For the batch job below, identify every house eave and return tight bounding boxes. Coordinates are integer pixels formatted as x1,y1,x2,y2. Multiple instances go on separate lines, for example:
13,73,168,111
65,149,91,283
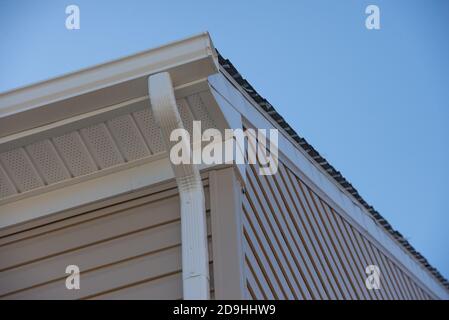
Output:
0,32,218,138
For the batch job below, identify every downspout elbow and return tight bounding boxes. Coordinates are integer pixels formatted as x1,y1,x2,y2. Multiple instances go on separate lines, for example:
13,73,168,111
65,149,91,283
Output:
148,72,210,300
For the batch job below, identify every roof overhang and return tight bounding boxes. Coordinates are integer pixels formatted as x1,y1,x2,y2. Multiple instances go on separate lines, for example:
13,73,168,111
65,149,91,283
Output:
0,33,235,226
0,32,218,138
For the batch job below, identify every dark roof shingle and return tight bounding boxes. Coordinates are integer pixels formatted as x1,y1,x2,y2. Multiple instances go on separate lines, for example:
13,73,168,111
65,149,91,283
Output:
217,52,449,291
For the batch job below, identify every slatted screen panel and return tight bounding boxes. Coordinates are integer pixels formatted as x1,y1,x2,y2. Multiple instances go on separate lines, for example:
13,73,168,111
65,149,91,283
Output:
243,161,433,300
0,181,214,300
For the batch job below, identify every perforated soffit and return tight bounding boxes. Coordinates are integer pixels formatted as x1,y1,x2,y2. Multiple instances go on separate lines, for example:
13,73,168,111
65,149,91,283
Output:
0,93,215,201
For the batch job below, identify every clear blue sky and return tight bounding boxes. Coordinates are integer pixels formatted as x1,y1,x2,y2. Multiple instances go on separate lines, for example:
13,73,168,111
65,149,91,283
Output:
1,0,448,279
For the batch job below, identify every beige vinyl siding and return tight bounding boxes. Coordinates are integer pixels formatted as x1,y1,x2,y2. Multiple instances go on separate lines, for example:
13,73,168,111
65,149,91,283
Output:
0,180,213,300
243,161,433,300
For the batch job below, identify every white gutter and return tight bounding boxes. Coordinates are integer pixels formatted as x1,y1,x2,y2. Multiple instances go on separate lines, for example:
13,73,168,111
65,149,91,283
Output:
148,72,210,300
0,32,218,138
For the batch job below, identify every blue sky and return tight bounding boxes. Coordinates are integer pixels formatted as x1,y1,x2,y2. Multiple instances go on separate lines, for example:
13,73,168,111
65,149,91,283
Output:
1,0,448,280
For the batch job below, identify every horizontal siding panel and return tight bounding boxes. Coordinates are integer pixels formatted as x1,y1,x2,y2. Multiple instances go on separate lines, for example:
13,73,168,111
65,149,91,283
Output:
0,195,182,271
0,182,213,300
0,219,183,296
93,261,215,301
4,244,183,299
94,271,183,300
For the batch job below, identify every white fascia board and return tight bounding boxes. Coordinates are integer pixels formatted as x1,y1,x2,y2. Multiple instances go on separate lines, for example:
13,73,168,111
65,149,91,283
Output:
0,32,218,137
208,72,449,299
0,156,173,229
207,85,246,184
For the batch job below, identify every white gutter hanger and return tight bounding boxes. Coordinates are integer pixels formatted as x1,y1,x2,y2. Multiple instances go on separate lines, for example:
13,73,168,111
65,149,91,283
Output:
148,72,210,300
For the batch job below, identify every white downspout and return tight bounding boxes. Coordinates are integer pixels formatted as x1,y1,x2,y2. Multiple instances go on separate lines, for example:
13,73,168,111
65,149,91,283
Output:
148,72,210,300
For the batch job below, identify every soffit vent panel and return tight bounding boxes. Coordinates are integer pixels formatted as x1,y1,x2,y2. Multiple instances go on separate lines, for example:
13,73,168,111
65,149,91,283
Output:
177,98,195,136
0,163,17,198
52,131,98,177
132,108,165,154
25,139,71,185
186,94,216,130
0,149,44,192
106,114,150,162
80,123,124,169
0,93,211,202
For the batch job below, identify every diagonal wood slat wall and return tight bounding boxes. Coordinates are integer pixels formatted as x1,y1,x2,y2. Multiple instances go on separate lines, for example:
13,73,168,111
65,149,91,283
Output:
243,161,433,300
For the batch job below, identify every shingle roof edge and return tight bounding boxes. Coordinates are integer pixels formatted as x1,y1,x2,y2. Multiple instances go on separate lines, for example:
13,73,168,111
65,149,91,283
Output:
217,52,449,291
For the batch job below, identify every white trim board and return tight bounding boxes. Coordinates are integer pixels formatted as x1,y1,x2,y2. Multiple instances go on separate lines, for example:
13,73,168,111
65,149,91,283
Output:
0,152,228,231
0,156,174,229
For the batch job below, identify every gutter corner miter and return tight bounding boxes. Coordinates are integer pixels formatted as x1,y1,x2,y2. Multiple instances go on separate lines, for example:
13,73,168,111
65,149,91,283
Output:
148,72,210,300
